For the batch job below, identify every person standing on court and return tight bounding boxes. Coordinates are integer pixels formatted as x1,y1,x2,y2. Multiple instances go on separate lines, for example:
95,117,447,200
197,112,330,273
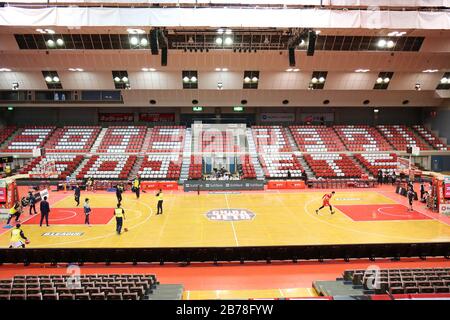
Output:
9,224,29,248
114,203,125,234
407,185,415,212
28,191,37,215
133,176,141,199
156,189,164,215
6,201,22,226
74,184,81,206
116,183,124,206
83,198,91,226
39,196,50,227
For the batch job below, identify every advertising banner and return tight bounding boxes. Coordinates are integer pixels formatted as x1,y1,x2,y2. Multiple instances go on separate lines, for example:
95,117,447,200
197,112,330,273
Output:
98,113,134,122
184,180,265,191
0,180,6,203
139,113,175,123
260,113,295,123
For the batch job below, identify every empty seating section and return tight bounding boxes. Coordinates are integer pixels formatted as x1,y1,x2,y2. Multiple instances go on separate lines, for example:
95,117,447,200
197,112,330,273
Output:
344,268,450,295
147,126,185,153
240,155,256,179
138,154,182,180
45,126,101,153
334,125,391,151
2,126,55,153
21,155,84,179
412,125,448,151
289,126,345,152
0,274,157,300
354,153,399,176
259,154,303,178
189,155,202,180
0,126,16,145
97,126,147,153
376,125,430,151
200,130,239,153
252,126,291,153
304,154,363,178
76,155,137,180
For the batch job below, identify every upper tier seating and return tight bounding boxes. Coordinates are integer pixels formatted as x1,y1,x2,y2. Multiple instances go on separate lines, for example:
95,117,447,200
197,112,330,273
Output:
21,155,84,180
412,125,448,151
376,125,431,151
303,153,363,178
334,125,392,151
354,153,399,176
289,126,345,152
147,126,185,153
188,155,202,180
251,126,292,153
0,274,156,300
1,126,55,153
97,126,147,153
239,155,256,179
200,129,239,153
45,126,101,153
344,268,450,295
138,154,182,180
259,153,304,178
0,126,17,145
76,155,137,180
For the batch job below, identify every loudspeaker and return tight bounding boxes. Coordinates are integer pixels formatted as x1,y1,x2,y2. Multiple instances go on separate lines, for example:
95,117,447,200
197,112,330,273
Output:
307,30,316,56
150,29,159,55
161,47,167,66
288,47,295,66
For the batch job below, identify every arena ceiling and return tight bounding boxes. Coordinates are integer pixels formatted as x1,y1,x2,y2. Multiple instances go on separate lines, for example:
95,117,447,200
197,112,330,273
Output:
0,1,449,107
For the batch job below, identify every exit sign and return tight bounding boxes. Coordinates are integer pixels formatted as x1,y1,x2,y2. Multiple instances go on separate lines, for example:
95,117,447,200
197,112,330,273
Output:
233,106,244,112
192,107,203,112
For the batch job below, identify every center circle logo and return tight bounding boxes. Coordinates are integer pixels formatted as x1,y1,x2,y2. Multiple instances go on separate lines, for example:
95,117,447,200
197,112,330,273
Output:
206,209,255,221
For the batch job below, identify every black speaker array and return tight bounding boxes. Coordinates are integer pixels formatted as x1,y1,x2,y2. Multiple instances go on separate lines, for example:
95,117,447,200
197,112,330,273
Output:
288,47,296,66
307,30,316,56
150,29,159,55
161,47,167,66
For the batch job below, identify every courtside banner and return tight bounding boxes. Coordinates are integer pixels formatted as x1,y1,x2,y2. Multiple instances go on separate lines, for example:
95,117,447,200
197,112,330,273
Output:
98,113,134,122
184,180,265,191
139,113,175,122
0,180,6,203
260,113,295,123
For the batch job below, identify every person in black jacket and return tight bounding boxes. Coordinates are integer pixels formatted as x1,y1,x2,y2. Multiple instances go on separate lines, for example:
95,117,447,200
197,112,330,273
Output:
28,191,37,215
39,196,50,227
116,183,124,206
74,184,81,206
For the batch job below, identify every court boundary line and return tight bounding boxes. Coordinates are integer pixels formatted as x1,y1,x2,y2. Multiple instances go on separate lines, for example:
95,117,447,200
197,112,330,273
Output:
225,193,239,247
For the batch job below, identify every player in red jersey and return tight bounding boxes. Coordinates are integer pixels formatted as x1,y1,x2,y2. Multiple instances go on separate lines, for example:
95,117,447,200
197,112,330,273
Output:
316,191,335,215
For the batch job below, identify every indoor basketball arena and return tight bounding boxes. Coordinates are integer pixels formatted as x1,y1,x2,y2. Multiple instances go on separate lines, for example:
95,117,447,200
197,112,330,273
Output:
0,0,449,306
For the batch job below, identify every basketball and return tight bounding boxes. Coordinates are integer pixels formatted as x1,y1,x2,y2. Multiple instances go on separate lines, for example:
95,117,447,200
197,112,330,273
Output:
25,240,30,245
124,228,128,232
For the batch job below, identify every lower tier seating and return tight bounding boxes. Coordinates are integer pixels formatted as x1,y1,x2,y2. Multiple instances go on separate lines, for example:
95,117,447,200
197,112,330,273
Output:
21,155,84,180
354,153,399,176
138,154,182,180
239,155,256,179
188,155,202,180
304,153,363,178
0,274,157,300
258,153,304,178
76,155,137,180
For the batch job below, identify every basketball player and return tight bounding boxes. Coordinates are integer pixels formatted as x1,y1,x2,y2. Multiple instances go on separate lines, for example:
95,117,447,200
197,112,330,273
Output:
316,191,335,215
74,184,81,206
156,189,164,215
114,203,126,235
6,201,22,225
9,224,29,248
407,185,415,212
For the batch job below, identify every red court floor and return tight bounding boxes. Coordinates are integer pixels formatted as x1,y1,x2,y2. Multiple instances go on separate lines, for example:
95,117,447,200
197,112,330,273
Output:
335,204,432,221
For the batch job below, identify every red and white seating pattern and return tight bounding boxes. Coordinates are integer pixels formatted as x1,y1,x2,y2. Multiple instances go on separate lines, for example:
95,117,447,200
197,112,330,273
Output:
259,154,303,178
0,126,16,145
412,125,448,151
45,126,101,153
240,155,256,179
2,126,55,153
97,126,147,153
334,125,391,152
304,153,363,178
289,126,345,152
354,153,399,176
252,126,292,153
138,154,182,180
76,155,137,180
21,155,84,180
147,126,185,153
376,125,430,151
189,155,202,179
200,130,239,153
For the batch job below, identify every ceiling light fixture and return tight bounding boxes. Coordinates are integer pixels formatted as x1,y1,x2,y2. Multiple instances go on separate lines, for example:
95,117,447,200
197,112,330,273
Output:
127,28,145,34
224,37,233,45
422,69,439,73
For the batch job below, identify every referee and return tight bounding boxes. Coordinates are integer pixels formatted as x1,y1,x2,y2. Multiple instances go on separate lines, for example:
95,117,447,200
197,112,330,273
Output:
156,189,164,215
